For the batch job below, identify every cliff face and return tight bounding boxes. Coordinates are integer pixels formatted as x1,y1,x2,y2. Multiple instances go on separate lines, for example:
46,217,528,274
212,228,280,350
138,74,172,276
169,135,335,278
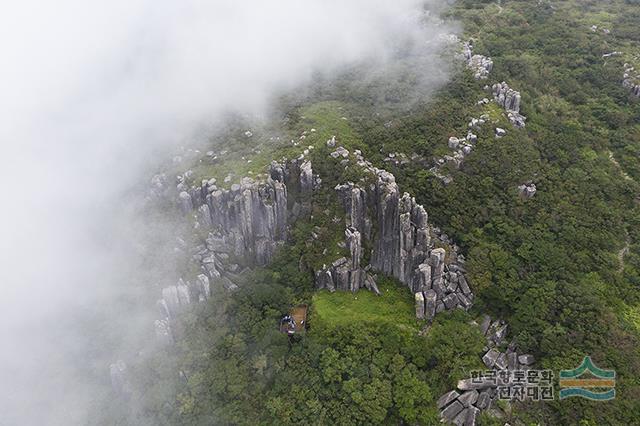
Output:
178,172,288,265
150,140,475,343
492,81,526,128
151,157,316,344
316,147,474,320
369,170,431,287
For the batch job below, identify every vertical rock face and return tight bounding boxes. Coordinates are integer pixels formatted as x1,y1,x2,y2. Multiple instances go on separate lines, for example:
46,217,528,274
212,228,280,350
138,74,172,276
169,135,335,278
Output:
416,263,432,292
161,286,180,316
315,255,373,294
178,191,193,214
424,289,437,321
492,82,521,113
315,268,335,292
370,170,431,288
195,274,210,301
345,227,362,292
177,279,191,305
430,248,446,291
319,147,474,320
492,81,527,128
155,158,315,346
207,177,286,265
350,187,368,238
299,160,314,194
415,292,425,319
176,159,314,270
335,183,371,243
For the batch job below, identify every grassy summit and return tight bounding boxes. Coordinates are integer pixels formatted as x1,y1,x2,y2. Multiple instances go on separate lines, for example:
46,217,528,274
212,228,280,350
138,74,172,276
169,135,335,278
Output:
310,277,420,332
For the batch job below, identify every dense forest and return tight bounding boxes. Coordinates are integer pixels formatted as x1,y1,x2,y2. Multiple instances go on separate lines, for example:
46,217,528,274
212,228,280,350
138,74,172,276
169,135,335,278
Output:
103,1,640,424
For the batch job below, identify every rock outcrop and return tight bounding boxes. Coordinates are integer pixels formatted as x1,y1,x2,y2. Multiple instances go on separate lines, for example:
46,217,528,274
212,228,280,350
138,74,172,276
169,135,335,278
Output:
518,183,537,199
429,123,483,185
173,157,318,268
463,41,493,80
317,147,473,319
438,314,537,423
151,158,318,345
623,63,640,97
492,82,527,128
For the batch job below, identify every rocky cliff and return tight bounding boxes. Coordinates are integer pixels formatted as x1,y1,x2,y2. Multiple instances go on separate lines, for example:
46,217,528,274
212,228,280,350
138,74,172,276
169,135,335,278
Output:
151,157,317,344
315,146,473,320
492,82,526,128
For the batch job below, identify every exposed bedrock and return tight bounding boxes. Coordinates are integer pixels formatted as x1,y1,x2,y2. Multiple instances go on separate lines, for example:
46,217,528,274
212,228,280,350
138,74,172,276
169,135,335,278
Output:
438,314,537,423
315,226,380,295
317,147,473,319
463,41,493,80
151,158,317,346
518,183,537,199
622,63,640,97
171,157,316,270
492,81,526,128
492,81,521,113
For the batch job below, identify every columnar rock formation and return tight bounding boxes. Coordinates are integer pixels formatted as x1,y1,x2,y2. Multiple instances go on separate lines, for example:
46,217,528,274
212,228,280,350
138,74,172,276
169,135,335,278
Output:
463,42,493,80
492,82,521,112
316,146,473,320
623,63,640,97
492,82,527,128
153,158,317,344
438,315,536,424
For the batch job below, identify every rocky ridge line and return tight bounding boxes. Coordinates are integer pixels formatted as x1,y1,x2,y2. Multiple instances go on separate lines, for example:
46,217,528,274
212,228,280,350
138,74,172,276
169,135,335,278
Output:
463,41,493,80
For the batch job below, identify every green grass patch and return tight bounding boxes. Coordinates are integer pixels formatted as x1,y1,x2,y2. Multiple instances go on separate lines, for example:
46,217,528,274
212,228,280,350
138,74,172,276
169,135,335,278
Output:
296,101,364,152
310,277,419,332
621,304,640,335
188,141,307,188
482,101,505,124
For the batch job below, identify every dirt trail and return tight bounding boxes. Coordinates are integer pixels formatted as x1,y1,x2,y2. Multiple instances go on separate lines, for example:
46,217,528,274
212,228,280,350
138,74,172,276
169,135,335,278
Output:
608,150,633,182
618,237,630,274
